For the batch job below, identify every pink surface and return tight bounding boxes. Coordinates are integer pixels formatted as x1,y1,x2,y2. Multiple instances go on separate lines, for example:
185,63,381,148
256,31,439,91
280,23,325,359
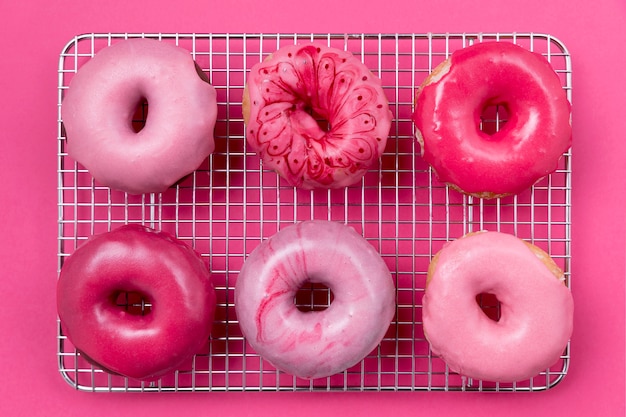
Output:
0,0,624,416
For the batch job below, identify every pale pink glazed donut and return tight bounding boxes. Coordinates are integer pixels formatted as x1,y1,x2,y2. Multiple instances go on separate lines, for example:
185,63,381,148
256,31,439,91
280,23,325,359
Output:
412,42,572,198
242,43,393,189
57,224,217,381
422,231,574,382
234,220,395,379
62,38,218,194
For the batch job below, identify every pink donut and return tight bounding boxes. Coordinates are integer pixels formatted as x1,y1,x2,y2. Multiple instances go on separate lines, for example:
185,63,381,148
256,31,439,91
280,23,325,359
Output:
422,231,574,382
57,224,217,381
412,42,572,198
242,43,393,189
234,220,395,379
62,38,218,194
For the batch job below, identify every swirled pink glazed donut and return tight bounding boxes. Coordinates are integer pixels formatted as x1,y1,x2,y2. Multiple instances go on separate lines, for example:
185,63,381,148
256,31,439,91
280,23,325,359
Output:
412,42,572,198
62,38,218,194
422,231,574,382
242,43,393,189
234,220,395,379
57,224,217,381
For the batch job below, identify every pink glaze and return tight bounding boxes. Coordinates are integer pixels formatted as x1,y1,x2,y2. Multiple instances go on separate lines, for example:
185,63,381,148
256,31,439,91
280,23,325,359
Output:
56,224,216,381
62,38,218,194
234,220,395,379
244,44,393,189
422,231,574,382
412,42,572,198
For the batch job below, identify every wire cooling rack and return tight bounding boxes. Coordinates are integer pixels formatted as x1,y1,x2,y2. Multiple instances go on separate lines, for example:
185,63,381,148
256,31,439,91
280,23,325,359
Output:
57,33,572,392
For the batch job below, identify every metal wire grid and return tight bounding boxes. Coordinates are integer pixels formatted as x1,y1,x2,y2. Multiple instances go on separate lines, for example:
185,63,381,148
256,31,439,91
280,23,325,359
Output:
57,33,572,392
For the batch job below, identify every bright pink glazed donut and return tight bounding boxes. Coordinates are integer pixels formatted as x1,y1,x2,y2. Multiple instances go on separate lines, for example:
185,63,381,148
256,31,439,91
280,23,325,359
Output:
422,231,574,382
234,220,395,379
57,224,217,381
62,38,218,195
242,43,393,189
412,41,572,198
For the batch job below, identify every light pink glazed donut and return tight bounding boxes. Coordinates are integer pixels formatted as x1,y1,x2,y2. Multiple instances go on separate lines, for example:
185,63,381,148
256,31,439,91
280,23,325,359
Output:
62,38,218,194
57,224,217,381
412,42,572,198
234,220,395,379
422,231,574,382
242,43,393,189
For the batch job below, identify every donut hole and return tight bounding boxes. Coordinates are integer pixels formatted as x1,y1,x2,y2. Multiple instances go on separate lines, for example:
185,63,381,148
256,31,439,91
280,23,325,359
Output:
315,116,331,132
479,103,509,135
113,290,152,316
475,292,501,322
131,97,149,133
303,105,332,132
294,281,334,312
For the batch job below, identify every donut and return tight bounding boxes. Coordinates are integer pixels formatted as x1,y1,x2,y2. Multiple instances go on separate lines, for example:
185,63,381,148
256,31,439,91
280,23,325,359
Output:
234,220,395,379
62,38,218,195
422,231,574,382
242,43,393,189
56,224,217,381
412,41,572,198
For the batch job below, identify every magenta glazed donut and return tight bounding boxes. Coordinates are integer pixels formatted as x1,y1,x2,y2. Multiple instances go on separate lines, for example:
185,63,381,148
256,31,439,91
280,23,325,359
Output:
57,225,217,381
243,43,393,189
62,38,218,195
412,42,572,198
234,220,395,379
422,231,574,382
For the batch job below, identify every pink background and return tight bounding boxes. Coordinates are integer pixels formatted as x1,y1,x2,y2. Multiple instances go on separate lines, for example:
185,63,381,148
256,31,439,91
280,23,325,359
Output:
1,0,624,416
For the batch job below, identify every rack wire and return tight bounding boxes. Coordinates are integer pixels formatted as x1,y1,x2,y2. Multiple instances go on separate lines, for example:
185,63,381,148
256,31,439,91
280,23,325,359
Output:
57,33,572,392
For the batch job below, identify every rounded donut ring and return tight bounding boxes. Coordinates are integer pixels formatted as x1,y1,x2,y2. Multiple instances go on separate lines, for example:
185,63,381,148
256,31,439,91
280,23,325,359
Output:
422,231,574,382
234,220,395,379
242,43,393,189
57,224,217,381
412,41,572,198
62,38,218,195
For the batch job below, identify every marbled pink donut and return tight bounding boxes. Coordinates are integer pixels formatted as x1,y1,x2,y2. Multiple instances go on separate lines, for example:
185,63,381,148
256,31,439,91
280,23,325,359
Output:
412,42,572,198
243,43,393,189
422,231,574,382
57,224,216,381
234,220,395,379
62,38,218,194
